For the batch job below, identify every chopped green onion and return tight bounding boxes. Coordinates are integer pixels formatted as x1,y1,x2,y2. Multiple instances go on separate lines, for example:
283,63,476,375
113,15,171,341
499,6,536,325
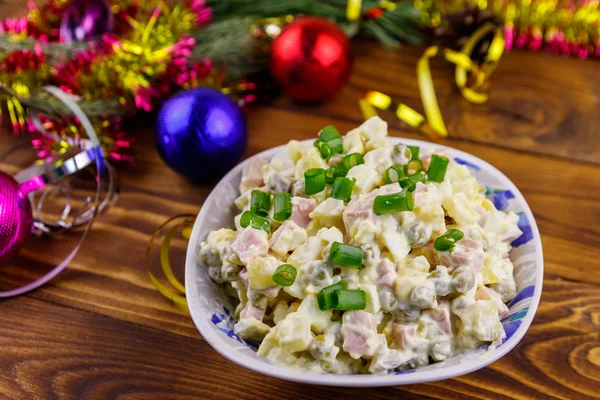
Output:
384,166,405,184
304,168,326,195
408,145,420,160
404,159,423,176
373,189,414,215
331,177,355,202
314,138,323,148
273,193,292,221
428,154,450,183
318,282,344,311
325,166,347,184
240,211,253,228
330,242,363,268
399,172,426,192
250,190,271,217
272,264,297,286
319,125,341,142
317,141,332,159
342,153,365,170
326,137,344,155
250,214,270,234
240,211,271,233
332,289,367,311
434,236,454,252
444,228,464,241
434,228,464,252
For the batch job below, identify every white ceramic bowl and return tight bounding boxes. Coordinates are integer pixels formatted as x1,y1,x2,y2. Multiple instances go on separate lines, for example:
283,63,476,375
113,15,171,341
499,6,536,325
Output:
185,138,543,387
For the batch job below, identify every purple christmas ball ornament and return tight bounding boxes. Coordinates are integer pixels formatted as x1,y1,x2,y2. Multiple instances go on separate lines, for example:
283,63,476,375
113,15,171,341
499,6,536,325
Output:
155,88,248,183
60,0,114,44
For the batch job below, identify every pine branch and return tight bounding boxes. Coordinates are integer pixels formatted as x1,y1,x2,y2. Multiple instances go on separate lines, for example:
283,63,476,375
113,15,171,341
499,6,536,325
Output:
205,0,424,48
0,35,89,61
190,17,269,80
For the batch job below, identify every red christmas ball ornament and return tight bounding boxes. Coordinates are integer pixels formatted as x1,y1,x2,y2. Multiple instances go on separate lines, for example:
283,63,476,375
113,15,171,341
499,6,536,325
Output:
270,17,352,102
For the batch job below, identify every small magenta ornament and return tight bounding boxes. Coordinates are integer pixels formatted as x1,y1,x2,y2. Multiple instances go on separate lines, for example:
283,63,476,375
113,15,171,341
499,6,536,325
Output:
0,172,35,266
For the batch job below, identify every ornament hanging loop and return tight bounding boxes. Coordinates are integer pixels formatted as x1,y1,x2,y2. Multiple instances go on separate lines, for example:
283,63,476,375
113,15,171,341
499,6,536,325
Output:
250,15,294,40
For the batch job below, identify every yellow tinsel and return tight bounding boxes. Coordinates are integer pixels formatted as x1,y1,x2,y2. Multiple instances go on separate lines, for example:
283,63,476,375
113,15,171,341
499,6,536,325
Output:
69,2,199,107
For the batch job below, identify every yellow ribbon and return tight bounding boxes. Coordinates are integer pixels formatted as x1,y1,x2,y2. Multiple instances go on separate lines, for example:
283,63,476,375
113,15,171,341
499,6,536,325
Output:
347,0,402,20
360,23,504,137
347,0,362,21
146,214,196,313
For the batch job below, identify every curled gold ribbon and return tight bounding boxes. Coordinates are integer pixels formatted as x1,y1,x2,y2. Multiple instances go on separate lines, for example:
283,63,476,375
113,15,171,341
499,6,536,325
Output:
146,214,196,313
360,23,504,137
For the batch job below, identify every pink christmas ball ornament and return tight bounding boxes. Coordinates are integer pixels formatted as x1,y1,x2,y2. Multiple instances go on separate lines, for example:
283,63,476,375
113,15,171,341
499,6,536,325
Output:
0,172,34,265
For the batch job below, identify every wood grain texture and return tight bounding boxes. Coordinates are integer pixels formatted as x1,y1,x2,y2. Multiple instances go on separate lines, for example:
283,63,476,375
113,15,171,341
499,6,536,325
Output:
1,0,599,398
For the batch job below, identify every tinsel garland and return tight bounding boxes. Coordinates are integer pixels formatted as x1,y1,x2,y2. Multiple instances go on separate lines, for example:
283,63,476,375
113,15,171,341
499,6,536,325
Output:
0,1,229,161
0,0,424,161
1,0,596,162
419,0,600,59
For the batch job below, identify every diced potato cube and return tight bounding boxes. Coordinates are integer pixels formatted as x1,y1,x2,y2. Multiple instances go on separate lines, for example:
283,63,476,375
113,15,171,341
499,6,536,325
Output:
298,295,333,333
277,313,313,353
295,147,327,179
269,221,307,257
364,146,393,175
459,300,505,342
233,317,271,341
257,327,280,356
310,198,345,230
481,254,501,284
247,256,278,290
394,271,429,303
347,164,379,194
358,284,381,313
343,128,365,155
443,193,479,225
316,226,344,244
380,229,410,262
206,228,236,245
287,236,326,267
353,220,377,244
360,116,387,139
273,301,289,325
404,255,430,273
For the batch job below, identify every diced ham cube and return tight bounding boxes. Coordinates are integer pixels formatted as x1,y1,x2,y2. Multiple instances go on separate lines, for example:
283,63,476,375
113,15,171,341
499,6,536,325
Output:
341,311,379,358
343,184,400,234
414,182,428,194
269,220,307,256
423,302,452,335
240,157,266,192
438,237,485,273
476,286,510,318
393,323,418,350
230,228,269,265
240,301,266,321
376,258,397,288
291,197,316,228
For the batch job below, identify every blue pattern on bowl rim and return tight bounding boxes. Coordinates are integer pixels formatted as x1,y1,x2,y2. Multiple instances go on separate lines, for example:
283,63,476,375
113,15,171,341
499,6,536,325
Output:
185,138,544,387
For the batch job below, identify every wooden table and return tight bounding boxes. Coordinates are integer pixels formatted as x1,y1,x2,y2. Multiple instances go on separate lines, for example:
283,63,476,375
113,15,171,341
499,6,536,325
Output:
1,2,599,399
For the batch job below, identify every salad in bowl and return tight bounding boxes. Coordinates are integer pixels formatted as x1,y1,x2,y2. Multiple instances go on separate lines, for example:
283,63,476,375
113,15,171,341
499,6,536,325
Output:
187,117,542,385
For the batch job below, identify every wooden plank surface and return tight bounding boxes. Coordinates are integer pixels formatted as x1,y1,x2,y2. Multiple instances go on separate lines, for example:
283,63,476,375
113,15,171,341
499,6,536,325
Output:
1,1,599,399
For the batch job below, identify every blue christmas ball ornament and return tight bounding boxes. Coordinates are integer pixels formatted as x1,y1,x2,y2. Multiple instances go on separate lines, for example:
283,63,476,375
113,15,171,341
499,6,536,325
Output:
155,88,248,182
